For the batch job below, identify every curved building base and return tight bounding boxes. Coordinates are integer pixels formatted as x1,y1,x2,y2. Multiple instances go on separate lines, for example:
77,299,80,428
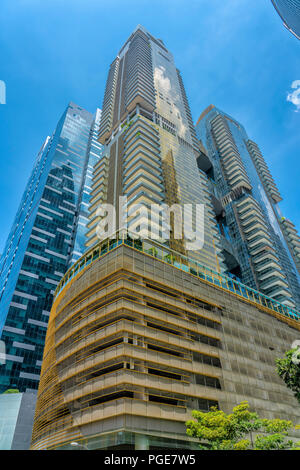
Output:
31,239,300,450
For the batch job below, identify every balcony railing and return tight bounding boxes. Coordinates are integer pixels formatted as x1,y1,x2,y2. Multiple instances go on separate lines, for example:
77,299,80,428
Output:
54,231,300,323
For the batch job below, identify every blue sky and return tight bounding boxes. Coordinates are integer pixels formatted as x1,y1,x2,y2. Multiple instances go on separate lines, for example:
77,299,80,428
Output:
0,0,299,254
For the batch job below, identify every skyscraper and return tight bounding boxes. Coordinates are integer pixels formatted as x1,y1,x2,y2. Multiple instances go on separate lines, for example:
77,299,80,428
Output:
196,105,300,310
0,102,102,393
271,0,300,40
0,390,37,450
279,216,300,275
31,27,300,451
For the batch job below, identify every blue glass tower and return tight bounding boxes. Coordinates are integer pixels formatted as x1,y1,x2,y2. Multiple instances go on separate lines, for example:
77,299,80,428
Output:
196,105,300,311
0,102,103,393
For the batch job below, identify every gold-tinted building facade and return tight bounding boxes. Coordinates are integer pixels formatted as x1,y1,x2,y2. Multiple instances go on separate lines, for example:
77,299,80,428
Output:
31,236,300,450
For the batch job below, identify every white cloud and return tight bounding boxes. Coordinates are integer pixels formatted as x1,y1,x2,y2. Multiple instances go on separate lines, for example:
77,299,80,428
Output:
154,66,171,95
287,80,300,112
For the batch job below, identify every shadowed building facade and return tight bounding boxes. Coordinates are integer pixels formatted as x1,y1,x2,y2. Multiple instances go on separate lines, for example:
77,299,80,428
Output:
0,391,37,450
86,25,225,273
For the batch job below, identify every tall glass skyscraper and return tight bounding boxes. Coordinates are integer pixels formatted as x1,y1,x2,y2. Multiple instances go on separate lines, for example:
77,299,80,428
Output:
271,0,300,40
0,390,37,449
196,105,300,310
31,27,300,451
0,102,102,393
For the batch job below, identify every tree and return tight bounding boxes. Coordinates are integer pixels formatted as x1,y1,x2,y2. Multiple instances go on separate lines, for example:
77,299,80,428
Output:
254,419,295,450
276,348,300,404
186,401,300,450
